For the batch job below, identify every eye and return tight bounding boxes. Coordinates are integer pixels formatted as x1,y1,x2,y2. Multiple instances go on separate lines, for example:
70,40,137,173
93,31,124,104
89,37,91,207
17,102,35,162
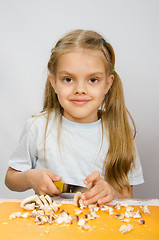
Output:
89,78,98,84
63,77,73,83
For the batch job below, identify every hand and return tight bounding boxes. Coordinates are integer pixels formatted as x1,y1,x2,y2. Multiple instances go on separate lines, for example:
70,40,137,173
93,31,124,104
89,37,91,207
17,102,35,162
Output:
25,168,62,196
81,171,115,205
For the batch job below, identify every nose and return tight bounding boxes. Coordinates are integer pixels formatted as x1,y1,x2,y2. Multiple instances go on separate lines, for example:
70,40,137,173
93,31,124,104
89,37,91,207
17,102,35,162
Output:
74,81,87,95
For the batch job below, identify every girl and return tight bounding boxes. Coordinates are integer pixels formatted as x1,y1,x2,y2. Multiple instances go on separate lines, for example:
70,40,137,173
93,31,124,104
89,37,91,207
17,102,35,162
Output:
5,30,144,205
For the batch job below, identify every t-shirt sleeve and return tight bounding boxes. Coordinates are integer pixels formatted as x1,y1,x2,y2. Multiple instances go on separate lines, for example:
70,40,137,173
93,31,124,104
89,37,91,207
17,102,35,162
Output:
128,144,144,185
8,119,37,172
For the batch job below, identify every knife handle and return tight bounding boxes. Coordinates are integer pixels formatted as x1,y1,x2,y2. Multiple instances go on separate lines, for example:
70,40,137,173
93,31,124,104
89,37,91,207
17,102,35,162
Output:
54,181,64,193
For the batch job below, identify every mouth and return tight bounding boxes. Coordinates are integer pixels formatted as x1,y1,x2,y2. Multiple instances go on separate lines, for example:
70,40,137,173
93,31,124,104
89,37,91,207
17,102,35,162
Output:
70,99,91,105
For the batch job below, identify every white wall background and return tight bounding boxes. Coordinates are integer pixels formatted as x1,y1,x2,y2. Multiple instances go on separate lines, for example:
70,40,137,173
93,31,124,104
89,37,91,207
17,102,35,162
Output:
0,0,159,199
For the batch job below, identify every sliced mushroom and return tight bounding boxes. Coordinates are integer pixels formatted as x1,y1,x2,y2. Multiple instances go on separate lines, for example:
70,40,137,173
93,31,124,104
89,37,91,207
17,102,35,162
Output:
51,201,61,212
138,219,145,225
91,211,99,218
77,218,86,226
126,206,134,212
34,215,47,225
119,224,134,234
72,215,79,221
82,224,91,230
39,195,53,214
101,205,109,211
75,209,83,215
39,195,49,207
45,195,53,205
115,213,125,220
133,210,142,219
55,211,72,224
77,218,91,230
47,215,55,224
79,199,87,209
125,211,134,218
30,209,45,217
140,205,151,215
89,204,99,213
9,212,22,219
122,218,130,223
21,195,43,210
108,207,115,215
20,212,30,218
114,203,122,210
73,192,82,207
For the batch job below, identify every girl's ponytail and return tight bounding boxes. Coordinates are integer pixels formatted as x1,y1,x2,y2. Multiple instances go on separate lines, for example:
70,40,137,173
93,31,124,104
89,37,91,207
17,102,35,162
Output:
102,71,136,192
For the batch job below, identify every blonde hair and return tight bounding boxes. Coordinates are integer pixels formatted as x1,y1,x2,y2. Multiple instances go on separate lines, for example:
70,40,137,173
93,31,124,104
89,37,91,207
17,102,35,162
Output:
42,29,136,192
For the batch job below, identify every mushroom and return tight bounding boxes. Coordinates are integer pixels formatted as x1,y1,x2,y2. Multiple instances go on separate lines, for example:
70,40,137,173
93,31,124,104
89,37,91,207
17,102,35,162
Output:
82,224,91,230
21,195,43,210
30,209,45,217
47,215,55,224
114,203,122,210
89,204,99,213
115,213,125,220
73,192,82,207
79,199,87,209
45,195,53,205
77,218,91,230
140,205,151,215
9,212,22,219
34,215,47,225
133,210,142,219
55,211,73,224
108,207,115,215
51,201,61,212
122,219,130,223
75,209,83,215
126,206,134,212
101,205,109,211
20,212,30,218
125,211,134,218
138,219,145,225
39,195,53,214
77,218,86,226
72,215,79,221
119,224,134,234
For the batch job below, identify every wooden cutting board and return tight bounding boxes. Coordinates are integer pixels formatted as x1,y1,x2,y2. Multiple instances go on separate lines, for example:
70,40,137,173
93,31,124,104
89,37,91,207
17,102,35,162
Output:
0,201,159,240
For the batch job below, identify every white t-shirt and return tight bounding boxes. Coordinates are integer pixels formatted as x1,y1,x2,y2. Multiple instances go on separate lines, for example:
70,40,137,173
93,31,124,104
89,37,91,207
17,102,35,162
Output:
9,111,144,187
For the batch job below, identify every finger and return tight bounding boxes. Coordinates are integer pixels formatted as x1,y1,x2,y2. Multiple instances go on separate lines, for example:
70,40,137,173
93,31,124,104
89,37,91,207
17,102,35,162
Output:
97,194,114,204
46,170,61,181
82,183,103,200
84,171,100,185
41,174,61,195
36,183,54,196
83,189,107,205
47,180,61,195
38,188,53,196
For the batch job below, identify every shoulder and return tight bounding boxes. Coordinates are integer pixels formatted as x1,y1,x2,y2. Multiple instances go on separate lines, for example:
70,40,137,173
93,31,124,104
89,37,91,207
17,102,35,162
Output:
24,111,57,135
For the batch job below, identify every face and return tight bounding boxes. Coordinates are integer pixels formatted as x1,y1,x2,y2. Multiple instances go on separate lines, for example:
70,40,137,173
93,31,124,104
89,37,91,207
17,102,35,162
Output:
50,49,114,123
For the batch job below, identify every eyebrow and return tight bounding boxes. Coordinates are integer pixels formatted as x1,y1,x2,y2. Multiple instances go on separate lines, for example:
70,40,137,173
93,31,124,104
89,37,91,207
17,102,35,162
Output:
58,71,104,77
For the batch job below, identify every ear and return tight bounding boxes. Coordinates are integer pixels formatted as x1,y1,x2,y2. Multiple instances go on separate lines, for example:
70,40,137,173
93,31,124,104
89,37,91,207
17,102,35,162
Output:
104,74,114,94
49,74,57,93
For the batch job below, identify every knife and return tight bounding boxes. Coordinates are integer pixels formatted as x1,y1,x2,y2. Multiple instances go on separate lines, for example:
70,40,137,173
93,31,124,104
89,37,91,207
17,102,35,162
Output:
54,181,87,193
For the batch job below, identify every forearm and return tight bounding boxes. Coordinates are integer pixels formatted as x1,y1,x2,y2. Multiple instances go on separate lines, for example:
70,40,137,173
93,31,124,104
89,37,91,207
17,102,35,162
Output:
5,167,32,192
5,167,62,196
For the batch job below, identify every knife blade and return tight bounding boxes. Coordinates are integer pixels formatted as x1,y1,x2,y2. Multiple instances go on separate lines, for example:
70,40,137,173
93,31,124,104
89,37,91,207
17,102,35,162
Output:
54,181,87,193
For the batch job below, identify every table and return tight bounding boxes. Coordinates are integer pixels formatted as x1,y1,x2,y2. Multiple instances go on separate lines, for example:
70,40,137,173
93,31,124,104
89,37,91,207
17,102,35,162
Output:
0,196,159,240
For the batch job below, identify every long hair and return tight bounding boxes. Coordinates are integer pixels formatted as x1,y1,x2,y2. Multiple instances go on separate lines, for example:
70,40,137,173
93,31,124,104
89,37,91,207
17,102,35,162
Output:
42,29,136,192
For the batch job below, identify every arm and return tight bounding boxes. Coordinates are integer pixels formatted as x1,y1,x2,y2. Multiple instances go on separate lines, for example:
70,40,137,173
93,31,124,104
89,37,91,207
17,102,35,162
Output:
81,171,133,205
5,167,62,196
